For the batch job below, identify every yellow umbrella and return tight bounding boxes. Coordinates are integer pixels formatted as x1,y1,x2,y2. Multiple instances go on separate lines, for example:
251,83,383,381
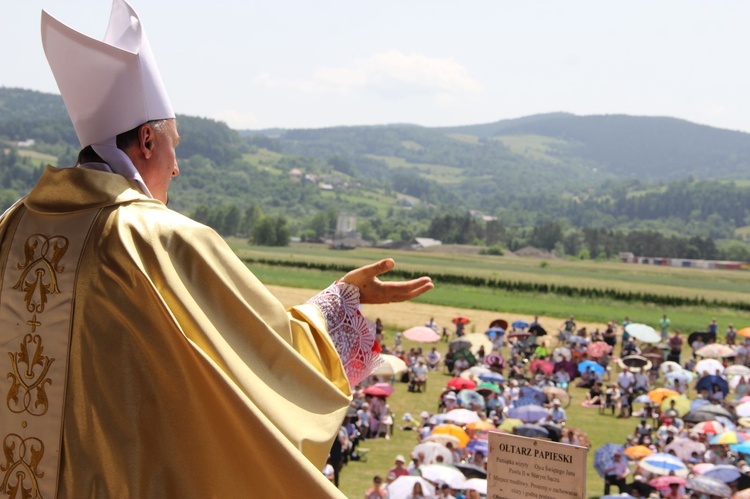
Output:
739,417,750,429
466,420,496,432
432,424,470,448
624,445,653,460
648,388,680,403
661,395,690,417
498,418,523,432
738,327,750,339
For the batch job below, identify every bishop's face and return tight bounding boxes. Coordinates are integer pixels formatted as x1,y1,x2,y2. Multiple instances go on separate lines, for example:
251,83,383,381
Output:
144,119,180,204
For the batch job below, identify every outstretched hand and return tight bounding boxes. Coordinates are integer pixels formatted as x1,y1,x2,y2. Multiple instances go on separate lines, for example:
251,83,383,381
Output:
340,258,433,304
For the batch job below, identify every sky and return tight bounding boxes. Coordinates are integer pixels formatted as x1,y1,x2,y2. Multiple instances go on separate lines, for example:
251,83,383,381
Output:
3,1,750,132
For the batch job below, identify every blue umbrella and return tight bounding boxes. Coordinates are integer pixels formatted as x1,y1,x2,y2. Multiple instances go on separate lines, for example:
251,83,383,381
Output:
466,439,489,455
519,386,546,405
733,441,750,454
513,320,529,329
686,475,732,497
457,389,485,409
508,404,548,423
485,327,505,340
594,443,625,478
639,453,687,476
578,360,605,376
567,335,589,345
690,399,711,412
695,375,730,396
703,464,741,483
478,372,505,384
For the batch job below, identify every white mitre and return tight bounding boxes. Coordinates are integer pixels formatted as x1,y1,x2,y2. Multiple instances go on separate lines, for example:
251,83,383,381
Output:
41,0,175,198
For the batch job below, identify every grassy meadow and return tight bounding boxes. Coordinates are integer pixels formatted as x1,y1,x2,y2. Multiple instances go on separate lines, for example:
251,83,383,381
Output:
233,241,750,498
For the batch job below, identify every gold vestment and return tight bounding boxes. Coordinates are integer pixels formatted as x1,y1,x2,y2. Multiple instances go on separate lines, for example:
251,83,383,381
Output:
0,166,351,498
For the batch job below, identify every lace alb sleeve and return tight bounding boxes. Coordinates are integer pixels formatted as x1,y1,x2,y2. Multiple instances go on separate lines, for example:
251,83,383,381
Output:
307,282,382,387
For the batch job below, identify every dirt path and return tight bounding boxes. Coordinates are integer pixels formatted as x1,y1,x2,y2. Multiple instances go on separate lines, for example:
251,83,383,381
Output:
267,284,609,341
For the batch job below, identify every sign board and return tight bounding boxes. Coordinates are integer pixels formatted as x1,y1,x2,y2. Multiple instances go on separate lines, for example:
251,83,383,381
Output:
487,432,588,499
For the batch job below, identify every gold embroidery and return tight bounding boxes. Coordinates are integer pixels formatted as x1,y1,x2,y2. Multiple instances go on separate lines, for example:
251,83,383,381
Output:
6,335,53,417
0,434,44,499
13,234,68,314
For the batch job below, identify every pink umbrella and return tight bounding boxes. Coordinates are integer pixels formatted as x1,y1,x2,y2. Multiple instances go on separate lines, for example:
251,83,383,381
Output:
693,463,715,474
586,341,613,359
403,326,441,343
691,420,725,435
649,475,686,490
364,382,394,397
448,377,476,390
529,359,554,375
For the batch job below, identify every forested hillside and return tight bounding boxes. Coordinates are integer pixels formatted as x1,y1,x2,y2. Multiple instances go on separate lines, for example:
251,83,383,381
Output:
2,86,750,261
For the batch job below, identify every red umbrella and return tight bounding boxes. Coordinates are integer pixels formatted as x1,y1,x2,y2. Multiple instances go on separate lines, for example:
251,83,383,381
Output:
364,383,394,397
448,377,476,390
403,326,441,343
586,341,613,359
453,316,471,325
529,359,554,375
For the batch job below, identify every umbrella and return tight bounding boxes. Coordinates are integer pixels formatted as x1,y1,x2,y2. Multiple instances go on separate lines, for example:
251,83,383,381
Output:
454,333,493,354
665,369,695,385
660,361,682,373
648,388,680,403
459,366,493,380
696,343,736,359
587,341,613,359
508,404,548,423
403,326,441,343
601,495,636,499
423,433,461,449
413,441,454,464
489,319,509,331
554,359,578,379
450,338,472,351
685,475,732,497
737,402,750,418
738,327,750,339
577,360,605,376
529,359,554,375
457,389,485,409
726,365,750,377
691,399,711,412
508,331,531,340
684,411,723,424
695,358,725,376
594,443,625,478
466,420,496,432
461,478,487,494
448,377,476,390
484,353,504,369
363,383,394,397
387,475,436,499
484,327,505,340
696,375,730,396
661,395,691,417
664,437,705,461
454,464,486,481
512,320,529,329
731,440,750,455
514,424,549,439
696,403,735,419
691,420,726,435
371,354,409,376
624,445,653,460
540,423,562,442
620,355,651,369
444,408,481,425
519,386,546,406
529,324,547,336
705,464,740,483
552,347,571,362
638,452,688,476
633,394,651,404
465,439,489,456
419,464,466,489
478,372,505,384
432,424,470,448
498,418,523,432
475,382,500,395
712,431,750,445
535,336,556,348
693,463,716,475
453,316,470,325
625,323,661,343
649,475,686,489
542,386,570,407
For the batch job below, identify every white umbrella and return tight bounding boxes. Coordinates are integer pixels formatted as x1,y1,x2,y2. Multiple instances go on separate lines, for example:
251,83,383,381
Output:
371,354,408,376
553,347,571,362
459,365,493,380
660,361,682,374
638,453,688,477
736,402,750,418
726,365,750,377
461,478,487,494
695,358,724,376
456,333,493,355
696,344,736,359
413,441,455,464
419,464,466,489
387,475,436,499
665,369,695,385
444,408,481,425
625,323,661,343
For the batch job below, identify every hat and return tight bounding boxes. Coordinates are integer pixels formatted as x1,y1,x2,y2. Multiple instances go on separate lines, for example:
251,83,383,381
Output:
444,392,457,400
42,0,174,197
552,399,561,405
420,411,430,419
395,455,405,463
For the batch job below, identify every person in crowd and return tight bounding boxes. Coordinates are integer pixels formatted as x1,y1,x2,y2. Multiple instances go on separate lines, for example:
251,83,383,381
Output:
386,454,409,483
410,358,428,393
364,476,388,499
603,452,629,495
634,418,653,445
660,314,671,342
549,399,567,424
408,481,428,499
726,323,737,346
427,347,442,370
425,317,438,331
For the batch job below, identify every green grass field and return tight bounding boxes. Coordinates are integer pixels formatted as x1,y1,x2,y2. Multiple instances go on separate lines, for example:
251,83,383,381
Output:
229,241,750,497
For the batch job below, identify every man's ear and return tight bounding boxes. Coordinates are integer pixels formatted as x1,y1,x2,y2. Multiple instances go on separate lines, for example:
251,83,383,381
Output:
138,124,157,159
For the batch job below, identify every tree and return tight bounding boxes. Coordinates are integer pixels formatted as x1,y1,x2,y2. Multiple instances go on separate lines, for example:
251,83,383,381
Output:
252,216,290,246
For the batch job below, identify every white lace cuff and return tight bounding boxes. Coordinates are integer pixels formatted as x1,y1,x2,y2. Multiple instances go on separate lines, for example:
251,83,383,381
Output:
307,282,382,387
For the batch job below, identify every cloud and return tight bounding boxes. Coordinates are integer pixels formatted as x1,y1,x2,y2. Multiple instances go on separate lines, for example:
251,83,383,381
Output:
213,109,261,129
256,50,482,99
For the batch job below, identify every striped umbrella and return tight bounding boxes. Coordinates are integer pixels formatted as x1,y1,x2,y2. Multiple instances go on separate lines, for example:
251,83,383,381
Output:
638,453,688,476
711,430,750,445
685,475,731,497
